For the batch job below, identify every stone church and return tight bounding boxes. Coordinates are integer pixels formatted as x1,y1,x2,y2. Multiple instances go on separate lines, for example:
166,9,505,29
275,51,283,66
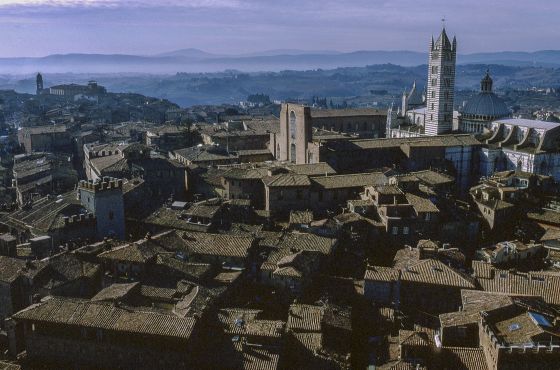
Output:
272,103,386,164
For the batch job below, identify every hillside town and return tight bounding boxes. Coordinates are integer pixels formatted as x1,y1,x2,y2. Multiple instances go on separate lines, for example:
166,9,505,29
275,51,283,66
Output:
0,28,559,370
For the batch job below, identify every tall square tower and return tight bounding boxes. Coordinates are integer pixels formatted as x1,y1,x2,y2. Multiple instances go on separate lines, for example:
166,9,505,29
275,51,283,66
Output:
425,29,456,136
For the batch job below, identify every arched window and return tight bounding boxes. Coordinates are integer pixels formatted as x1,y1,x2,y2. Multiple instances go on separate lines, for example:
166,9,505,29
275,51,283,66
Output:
289,111,296,140
290,143,296,163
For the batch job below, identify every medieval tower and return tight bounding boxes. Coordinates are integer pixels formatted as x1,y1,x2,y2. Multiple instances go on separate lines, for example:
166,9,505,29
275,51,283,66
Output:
425,28,456,136
36,73,44,96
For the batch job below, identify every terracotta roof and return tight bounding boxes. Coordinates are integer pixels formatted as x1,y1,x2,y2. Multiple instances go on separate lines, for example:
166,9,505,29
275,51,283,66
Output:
262,174,311,187
184,203,221,219
289,210,314,225
310,108,385,118
473,261,560,306
312,172,387,189
541,228,560,242
527,210,560,226
183,232,255,258
292,332,323,352
364,266,400,282
218,308,284,338
325,134,482,152
0,256,26,283
233,343,280,370
0,361,21,370
286,162,336,176
222,167,269,180
398,329,433,347
91,282,139,302
33,253,101,290
460,290,518,313
98,239,163,263
405,193,439,213
380,361,427,370
287,304,323,332
412,170,455,186
276,232,336,255
438,347,489,370
14,297,197,339
401,259,476,289
483,304,560,346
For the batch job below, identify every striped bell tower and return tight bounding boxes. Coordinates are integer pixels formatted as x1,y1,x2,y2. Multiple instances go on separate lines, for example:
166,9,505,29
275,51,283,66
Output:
425,28,456,136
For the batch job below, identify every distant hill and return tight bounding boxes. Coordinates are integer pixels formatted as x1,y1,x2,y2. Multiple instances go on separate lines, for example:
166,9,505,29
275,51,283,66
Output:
3,49,560,74
4,63,560,107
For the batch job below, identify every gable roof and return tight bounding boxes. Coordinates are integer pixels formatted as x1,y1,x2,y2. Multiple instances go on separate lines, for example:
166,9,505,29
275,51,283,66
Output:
262,174,311,187
473,261,560,306
400,259,476,289
98,239,163,263
0,256,26,283
14,297,197,339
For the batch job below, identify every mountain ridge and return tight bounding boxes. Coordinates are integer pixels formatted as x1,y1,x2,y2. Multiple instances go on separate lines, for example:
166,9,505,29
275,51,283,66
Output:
2,49,560,74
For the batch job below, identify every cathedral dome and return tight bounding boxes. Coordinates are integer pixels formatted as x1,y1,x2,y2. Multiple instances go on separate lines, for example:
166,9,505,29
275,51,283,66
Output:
461,71,509,120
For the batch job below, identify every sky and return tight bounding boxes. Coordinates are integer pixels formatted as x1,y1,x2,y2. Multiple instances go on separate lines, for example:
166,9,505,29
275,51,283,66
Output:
0,0,558,57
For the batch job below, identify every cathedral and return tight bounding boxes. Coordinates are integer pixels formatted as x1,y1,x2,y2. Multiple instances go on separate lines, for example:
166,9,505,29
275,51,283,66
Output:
386,27,560,181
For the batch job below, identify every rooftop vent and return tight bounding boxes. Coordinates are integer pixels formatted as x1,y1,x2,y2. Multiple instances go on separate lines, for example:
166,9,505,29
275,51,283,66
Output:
509,323,521,332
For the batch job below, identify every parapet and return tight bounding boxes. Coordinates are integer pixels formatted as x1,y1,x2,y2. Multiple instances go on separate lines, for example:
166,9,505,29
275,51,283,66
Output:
63,213,96,226
78,177,124,192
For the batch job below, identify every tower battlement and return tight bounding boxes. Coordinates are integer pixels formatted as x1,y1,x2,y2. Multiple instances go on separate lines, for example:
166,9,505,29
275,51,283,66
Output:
78,177,123,192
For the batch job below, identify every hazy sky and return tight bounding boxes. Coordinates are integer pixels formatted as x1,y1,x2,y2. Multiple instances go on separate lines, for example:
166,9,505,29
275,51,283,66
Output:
0,0,558,57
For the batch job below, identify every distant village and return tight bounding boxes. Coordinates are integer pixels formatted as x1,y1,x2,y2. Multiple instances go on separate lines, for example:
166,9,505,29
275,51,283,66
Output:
0,29,559,370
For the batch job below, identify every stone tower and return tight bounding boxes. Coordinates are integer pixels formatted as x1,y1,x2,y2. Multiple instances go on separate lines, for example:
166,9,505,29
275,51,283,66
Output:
278,103,312,164
36,73,44,96
425,28,456,136
78,178,125,240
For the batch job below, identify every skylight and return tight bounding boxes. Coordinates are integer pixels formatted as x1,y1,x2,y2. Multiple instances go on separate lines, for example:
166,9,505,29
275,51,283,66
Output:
529,312,552,328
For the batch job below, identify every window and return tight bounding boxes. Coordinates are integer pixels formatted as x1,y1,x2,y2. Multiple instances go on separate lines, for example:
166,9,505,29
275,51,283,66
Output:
403,226,409,235
277,191,284,201
431,66,438,74
425,213,431,221
431,78,437,86
289,111,297,139
444,79,451,88
431,91,435,99
431,103,435,110
392,227,398,235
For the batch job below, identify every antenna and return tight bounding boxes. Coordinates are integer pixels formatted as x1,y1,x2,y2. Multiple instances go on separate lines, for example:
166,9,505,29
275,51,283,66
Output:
441,17,446,29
